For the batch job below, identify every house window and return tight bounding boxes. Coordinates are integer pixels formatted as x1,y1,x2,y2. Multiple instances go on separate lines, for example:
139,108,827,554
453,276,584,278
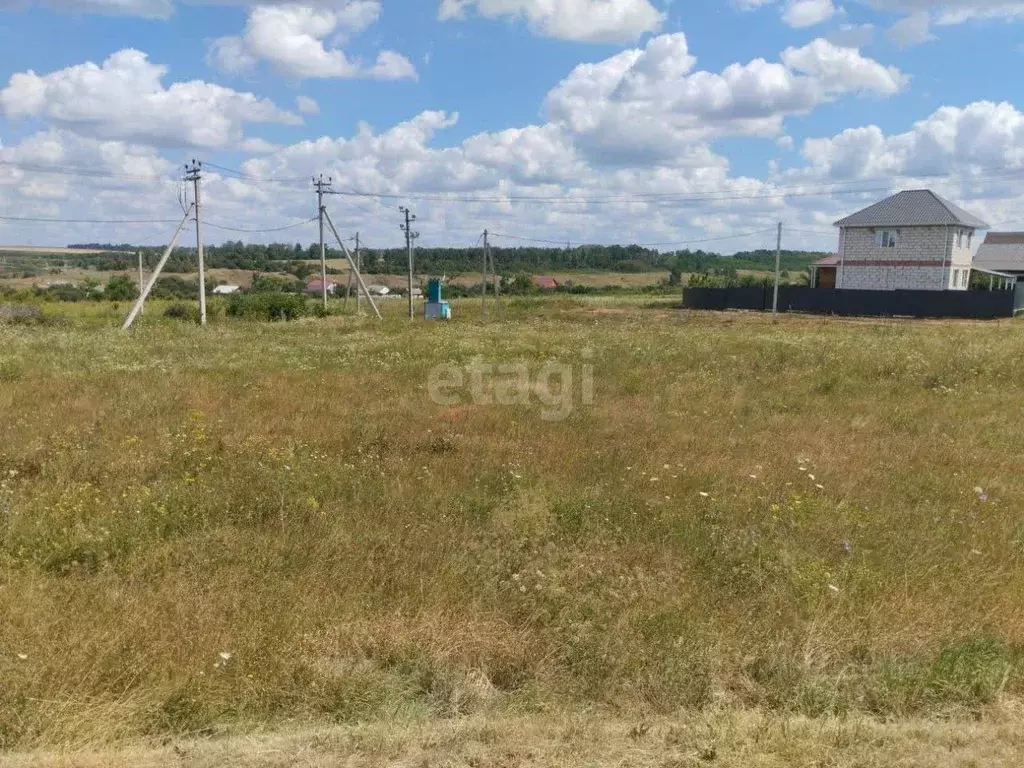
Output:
968,232,973,249
876,230,898,248
962,270,970,288
957,230,964,248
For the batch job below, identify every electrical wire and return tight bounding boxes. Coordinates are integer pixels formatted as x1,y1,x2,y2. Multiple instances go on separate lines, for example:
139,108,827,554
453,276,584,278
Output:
204,216,317,233
202,161,307,185
785,227,839,236
0,159,178,184
188,159,1024,205
323,168,1024,206
0,214,180,224
8,157,1024,209
489,227,778,248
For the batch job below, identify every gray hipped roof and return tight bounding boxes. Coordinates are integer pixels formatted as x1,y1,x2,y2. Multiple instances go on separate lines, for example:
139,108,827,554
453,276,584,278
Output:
974,232,1024,272
834,190,989,229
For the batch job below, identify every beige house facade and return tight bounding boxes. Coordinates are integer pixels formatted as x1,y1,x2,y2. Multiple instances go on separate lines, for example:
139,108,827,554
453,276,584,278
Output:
832,190,988,291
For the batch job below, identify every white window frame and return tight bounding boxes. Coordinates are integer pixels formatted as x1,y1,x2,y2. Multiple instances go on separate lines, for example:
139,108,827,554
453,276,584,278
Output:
952,269,960,288
875,230,898,249
967,231,973,249
957,230,964,248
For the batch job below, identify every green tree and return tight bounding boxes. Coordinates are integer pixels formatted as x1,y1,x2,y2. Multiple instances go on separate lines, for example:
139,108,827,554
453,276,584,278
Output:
105,275,140,301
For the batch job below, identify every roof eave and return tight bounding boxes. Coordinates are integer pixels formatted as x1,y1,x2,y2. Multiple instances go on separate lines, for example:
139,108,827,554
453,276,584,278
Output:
835,221,988,229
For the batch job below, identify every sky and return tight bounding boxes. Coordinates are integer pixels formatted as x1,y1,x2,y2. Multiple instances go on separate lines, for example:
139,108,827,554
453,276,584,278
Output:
1,0,1023,254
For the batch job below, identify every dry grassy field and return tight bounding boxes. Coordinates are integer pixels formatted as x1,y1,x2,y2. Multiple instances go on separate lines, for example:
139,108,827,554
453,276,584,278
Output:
0,268,287,291
307,263,673,288
2,298,1024,762
0,246,112,255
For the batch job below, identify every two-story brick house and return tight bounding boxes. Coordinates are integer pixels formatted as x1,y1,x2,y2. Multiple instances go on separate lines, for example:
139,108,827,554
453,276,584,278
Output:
820,190,989,291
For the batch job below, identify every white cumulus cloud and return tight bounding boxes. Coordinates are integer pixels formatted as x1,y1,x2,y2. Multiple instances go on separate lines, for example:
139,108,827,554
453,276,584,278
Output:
886,11,936,46
782,0,836,27
208,4,417,80
0,49,301,149
437,0,664,42
296,95,320,114
799,100,1024,180
543,34,908,165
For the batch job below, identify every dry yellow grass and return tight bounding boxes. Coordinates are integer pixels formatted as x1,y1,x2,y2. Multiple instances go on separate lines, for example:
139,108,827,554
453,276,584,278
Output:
5,707,1024,767
300,265,670,288
0,267,286,290
0,246,112,255
2,299,1024,756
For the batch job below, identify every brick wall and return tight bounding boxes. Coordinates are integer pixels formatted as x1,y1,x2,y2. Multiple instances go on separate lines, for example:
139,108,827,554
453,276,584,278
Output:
836,225,979,291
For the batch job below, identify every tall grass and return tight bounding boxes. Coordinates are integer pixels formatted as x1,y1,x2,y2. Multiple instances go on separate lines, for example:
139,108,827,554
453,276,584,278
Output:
1,301,1023,748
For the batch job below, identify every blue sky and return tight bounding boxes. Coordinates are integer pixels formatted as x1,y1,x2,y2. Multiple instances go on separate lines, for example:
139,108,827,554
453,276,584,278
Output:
1,0,1023,252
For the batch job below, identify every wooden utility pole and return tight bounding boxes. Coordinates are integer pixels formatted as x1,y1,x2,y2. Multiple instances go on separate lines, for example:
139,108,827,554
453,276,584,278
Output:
323,209,382,320
123,204,195,330
400,206,418,320
482,229,488,321
137,249,145,315
355,232,362,314
313,174,331,311
185,161,207,325
772,221,783,320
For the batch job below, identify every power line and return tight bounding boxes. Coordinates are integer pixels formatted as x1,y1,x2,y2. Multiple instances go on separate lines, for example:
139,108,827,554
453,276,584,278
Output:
487,232,573,245
0,214,180,224
785,227,839,236
489,227,778,248
204,217,317,233
7,157,1024,209
190,160,1024,203
0,159,178,184
202,161,308,187
327,167,1024,206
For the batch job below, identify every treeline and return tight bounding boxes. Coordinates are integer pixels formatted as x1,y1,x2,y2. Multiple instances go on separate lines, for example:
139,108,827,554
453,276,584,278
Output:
67,243,138,252
55,240,829,276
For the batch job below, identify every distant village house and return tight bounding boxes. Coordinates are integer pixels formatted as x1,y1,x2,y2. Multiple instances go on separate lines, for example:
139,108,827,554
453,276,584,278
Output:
532,276,559,290
811,190,990,292
306,279,339,295
973,233,1024,285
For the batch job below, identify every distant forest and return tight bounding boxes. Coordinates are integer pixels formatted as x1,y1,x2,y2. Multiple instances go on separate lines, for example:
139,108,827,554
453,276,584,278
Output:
68,243,138,252
62,240,830,277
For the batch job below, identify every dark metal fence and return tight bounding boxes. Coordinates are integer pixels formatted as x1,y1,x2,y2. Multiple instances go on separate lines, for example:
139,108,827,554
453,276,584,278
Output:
682,286,1024,319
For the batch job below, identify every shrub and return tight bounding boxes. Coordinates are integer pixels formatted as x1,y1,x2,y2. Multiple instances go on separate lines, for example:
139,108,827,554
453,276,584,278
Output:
226,292,310,321
163,303,200,322
0,303,45,325
104,275,139,301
